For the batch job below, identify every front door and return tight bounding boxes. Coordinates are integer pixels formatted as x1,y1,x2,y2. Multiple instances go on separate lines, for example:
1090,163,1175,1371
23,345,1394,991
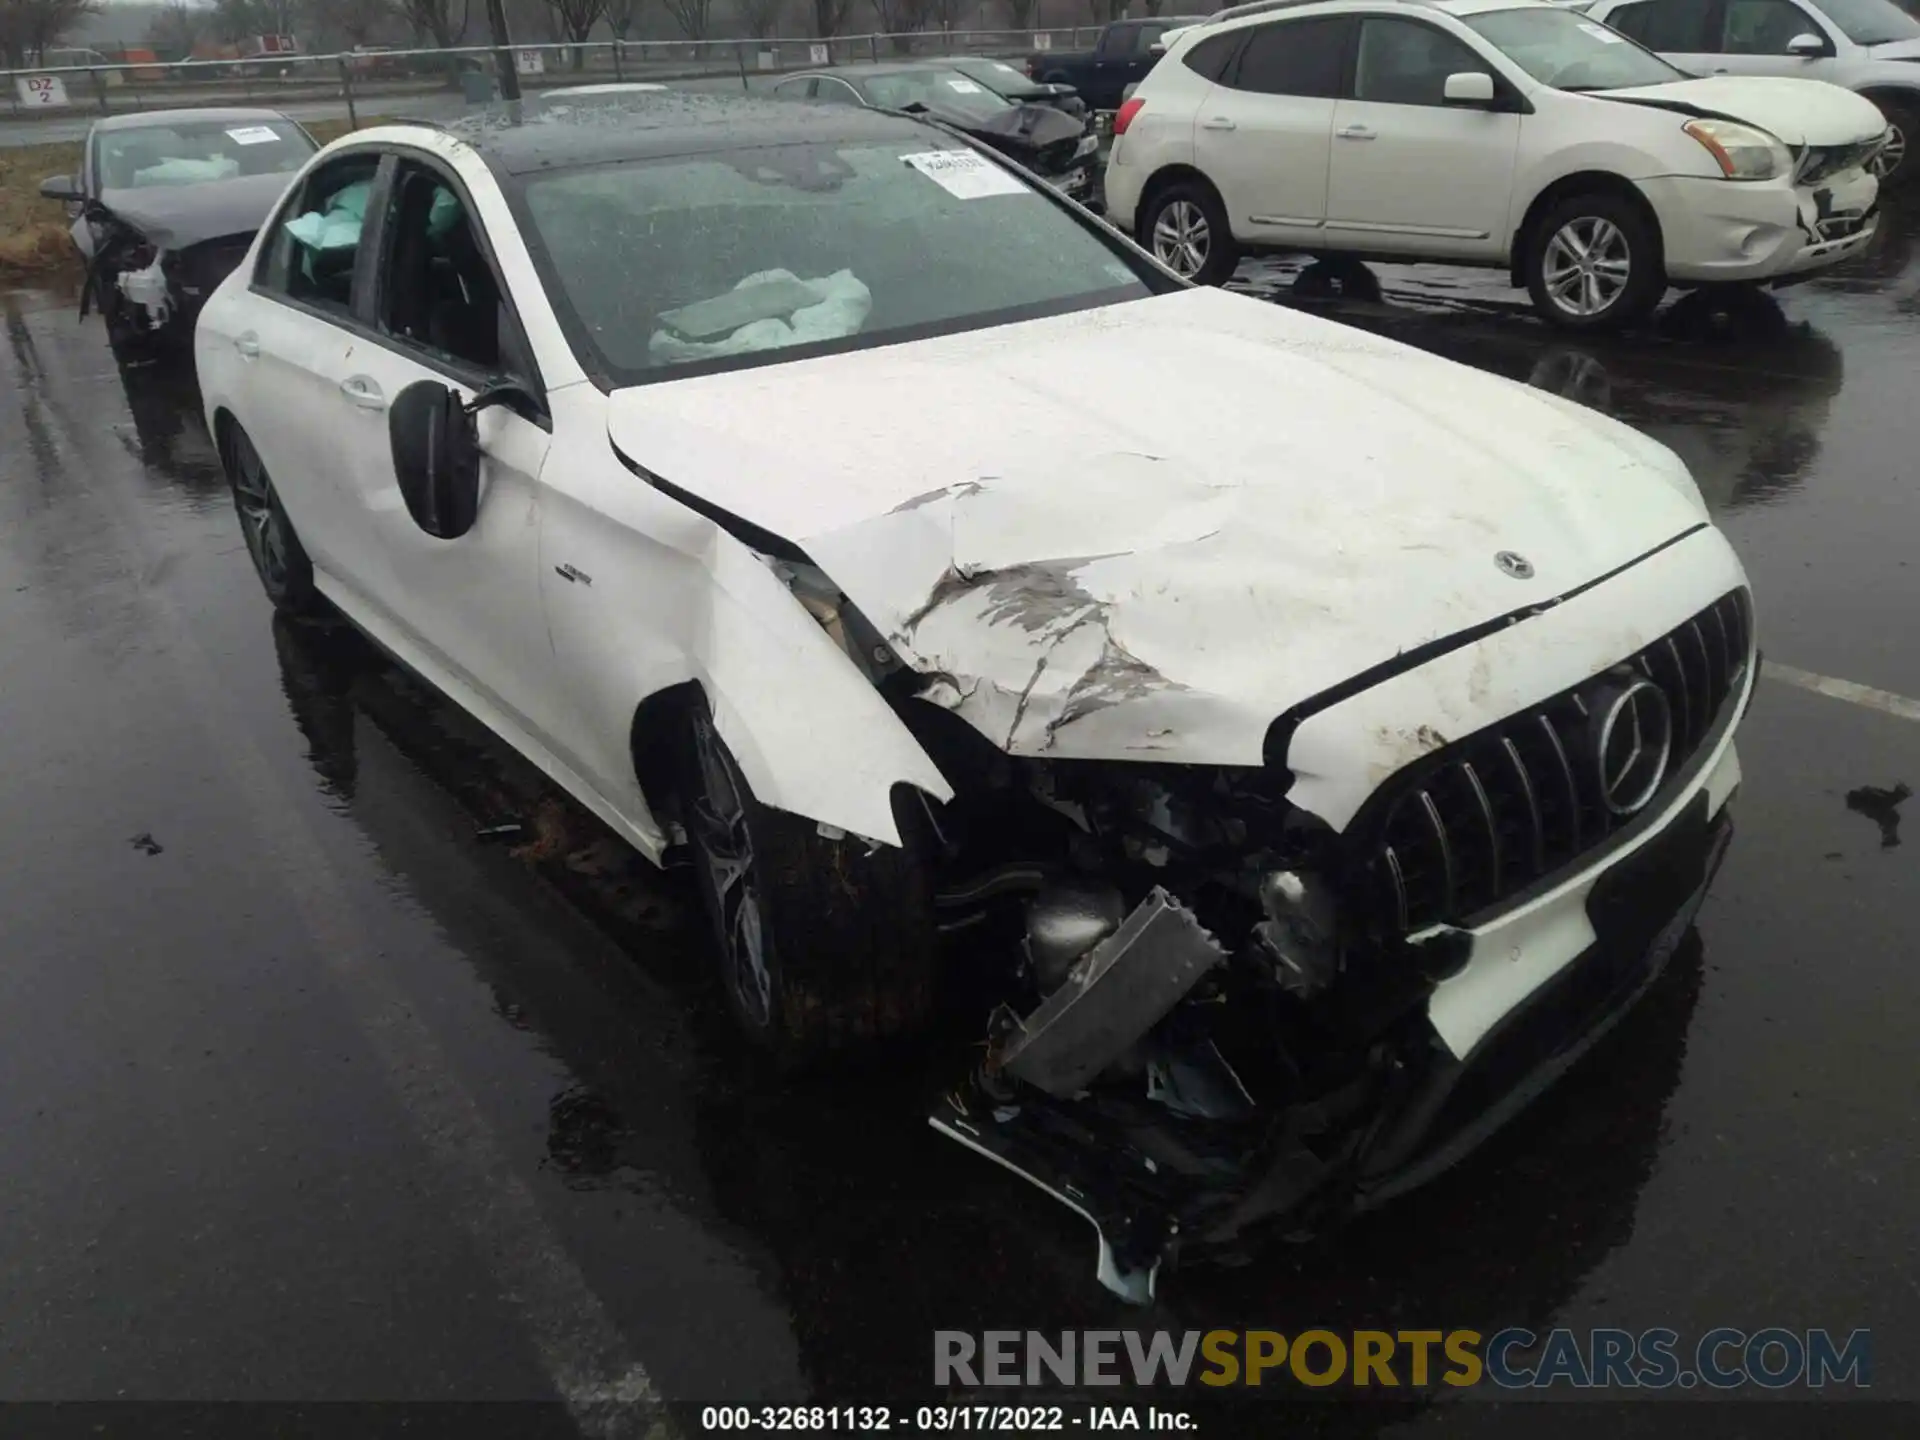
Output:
1708,0,1841,75
332,155,573,761
1325,16,1520,259
1194,14,1353,244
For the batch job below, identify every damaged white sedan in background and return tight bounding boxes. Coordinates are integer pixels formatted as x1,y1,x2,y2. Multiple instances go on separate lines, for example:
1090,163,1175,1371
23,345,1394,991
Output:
197,94,1756,1301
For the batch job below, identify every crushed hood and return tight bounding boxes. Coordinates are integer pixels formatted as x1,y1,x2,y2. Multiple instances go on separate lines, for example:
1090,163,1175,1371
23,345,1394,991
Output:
607,286,1709,768
934,101,1087,162
1599,76,1889,146
98,171,293,250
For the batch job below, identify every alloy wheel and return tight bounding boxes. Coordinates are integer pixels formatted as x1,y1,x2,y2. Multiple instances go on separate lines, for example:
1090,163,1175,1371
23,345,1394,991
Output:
1542,216,1633,319
1872,123,1906,178
230,434,290,592
1151,198,1211,278
688,714,773,1028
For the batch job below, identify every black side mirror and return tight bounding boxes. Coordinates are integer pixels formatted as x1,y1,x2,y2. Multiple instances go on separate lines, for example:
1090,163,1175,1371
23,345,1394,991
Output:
39,174,81,201
389,380,481,539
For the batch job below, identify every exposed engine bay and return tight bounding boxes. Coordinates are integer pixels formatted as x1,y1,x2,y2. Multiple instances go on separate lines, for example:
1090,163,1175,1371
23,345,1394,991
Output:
763,551,1745,1302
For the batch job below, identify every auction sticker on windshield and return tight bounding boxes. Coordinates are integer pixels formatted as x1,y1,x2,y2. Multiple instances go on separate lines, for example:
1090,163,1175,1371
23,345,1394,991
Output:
227,126,281,144
901,150,1026,199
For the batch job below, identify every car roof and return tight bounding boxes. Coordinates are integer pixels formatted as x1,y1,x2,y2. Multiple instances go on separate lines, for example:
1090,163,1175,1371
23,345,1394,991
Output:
94,106,292,133
432,92,946,175
1195,0,1549,28
788,59,981,80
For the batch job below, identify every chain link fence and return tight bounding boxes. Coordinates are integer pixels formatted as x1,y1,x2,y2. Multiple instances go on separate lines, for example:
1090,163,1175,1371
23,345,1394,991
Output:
3,30,1109,123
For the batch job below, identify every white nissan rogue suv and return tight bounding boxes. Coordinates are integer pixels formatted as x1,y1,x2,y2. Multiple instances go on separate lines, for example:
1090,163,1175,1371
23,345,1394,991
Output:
1105,0,1889,327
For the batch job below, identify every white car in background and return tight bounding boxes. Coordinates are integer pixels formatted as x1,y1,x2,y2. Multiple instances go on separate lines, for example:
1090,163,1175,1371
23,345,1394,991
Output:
1105,0,1889,327
1585,0,1920,175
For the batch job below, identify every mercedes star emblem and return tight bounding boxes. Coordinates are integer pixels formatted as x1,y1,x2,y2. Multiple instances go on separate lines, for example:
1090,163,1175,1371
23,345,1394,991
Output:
1594,679,1674,817
1495,551,1534,579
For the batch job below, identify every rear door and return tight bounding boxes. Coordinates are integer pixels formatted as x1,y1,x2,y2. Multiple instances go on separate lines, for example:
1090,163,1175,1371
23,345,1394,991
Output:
221,149,385,585
1325,15,1521,259
1088,22,1148,107
1195,15,1354,245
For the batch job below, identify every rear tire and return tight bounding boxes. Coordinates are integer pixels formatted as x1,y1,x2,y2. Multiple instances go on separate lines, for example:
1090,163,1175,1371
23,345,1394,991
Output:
1138,178,1239,286
222,423,327,619
1524,191,1664,332
677,702,937,1067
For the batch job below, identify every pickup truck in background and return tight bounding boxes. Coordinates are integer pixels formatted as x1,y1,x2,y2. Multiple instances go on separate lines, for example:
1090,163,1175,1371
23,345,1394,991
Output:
1025,16,1206,112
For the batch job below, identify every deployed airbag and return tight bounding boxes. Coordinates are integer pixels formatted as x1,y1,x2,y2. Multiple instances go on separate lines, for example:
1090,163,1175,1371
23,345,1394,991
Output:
648,268,871,364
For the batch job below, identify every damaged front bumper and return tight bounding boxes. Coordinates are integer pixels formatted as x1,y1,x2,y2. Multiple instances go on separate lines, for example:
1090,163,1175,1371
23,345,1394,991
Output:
1646,168,1879,285
932,729,1743,1303
81,228,252,342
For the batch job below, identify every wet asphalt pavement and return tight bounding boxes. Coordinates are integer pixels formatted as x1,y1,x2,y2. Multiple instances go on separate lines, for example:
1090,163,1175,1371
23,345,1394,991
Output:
3,201,1919,1438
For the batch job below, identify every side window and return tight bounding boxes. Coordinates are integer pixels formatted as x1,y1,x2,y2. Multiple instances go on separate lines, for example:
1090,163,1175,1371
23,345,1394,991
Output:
1099,23,1141,58
1182,31,1243,81
255,152,380,315
1606,0,1715,48
377,162,511,376
1227,16,1351,98
1352,18,1489,106
772,76,815,99
1720,0,1822,52
816,78,863,105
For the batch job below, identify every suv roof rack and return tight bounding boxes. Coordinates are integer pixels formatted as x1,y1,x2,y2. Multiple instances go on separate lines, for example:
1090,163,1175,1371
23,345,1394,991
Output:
1210,0,1435,21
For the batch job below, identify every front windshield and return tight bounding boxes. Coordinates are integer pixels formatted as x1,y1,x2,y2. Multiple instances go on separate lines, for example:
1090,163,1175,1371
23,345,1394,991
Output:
861,69,1014,118
96,118,313,189
1466,7,1686,90
1817,0,1920,45
516,137,1155,384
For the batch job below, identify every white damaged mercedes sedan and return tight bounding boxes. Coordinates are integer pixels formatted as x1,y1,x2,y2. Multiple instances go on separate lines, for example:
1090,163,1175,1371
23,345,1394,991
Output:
197,94,1755,1300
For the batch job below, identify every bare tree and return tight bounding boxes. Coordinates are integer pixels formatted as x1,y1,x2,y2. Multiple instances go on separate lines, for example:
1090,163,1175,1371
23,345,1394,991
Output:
390,0,469,78
144,0,204,54
1084,0,1125,22
659,0,712,36
872,0,928,51
540,0,602,65
997,0,1035,28
0,0,103,66
1140,0,1164,13
809,0,852,36
603,0,643,37
209,0,301,38
307,0,392,46
925,0,965,29
738,0,783,36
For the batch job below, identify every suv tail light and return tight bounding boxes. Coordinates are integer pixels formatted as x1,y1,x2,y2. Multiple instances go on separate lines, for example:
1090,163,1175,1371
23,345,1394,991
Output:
1113,98,1145,136
1025,58,1037,78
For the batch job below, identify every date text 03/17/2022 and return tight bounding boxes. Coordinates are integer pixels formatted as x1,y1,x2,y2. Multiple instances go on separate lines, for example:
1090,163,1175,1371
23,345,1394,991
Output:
699,1406,1195,1432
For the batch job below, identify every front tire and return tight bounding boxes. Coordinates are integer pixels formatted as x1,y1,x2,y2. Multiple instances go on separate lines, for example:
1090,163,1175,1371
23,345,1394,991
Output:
1138,178,1239,286
678,703,937,1066
1870,98,1914,183
1524,192,1664,332
223,423,326,618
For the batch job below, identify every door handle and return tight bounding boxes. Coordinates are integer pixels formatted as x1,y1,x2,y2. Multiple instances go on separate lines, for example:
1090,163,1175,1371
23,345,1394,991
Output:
1201,116,1236,131
233,332,259,359
1337,124,1376,141
339,375,387,412
1712,66,1729,73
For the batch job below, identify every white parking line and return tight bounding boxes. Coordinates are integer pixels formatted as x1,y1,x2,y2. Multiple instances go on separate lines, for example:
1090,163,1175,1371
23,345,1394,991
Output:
1763,660,1920,724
